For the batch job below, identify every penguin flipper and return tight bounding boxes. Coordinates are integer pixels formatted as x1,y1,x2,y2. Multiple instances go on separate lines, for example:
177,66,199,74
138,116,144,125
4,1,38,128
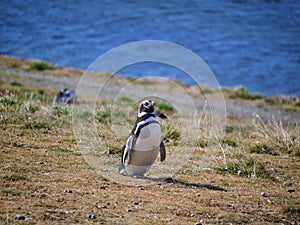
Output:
159,141,166,162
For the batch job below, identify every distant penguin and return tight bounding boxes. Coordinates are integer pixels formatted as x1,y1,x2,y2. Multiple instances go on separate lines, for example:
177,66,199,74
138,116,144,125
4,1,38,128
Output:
54,88,76,104
119,99,166,177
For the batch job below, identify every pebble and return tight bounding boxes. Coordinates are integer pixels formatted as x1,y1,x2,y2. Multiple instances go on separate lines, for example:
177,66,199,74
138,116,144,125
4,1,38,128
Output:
36,161,44,165
126,209,132,213
271,168,277,173
139,187,146,190
283,181,292,187
195,220,203,225
261,192,267,197
64,189,73,193
133,201,139,205
287,189,295,193
88,214,97,220
99,186,106,190
15,214,25,220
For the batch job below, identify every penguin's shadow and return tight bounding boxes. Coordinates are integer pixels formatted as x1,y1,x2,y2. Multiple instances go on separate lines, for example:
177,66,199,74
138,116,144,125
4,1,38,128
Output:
142,177,227,192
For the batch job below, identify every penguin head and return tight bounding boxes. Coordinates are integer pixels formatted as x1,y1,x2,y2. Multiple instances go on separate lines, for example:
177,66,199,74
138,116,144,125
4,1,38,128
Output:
139,99,155,114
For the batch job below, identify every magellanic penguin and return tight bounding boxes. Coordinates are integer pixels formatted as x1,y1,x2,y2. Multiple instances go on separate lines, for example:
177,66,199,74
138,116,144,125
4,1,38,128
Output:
118,99,166,177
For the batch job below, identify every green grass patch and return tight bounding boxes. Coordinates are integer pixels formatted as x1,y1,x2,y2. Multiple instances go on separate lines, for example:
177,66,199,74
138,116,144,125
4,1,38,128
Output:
283,205,300,216
197,137,209,148
264,97,277,105
156,101,174,111
10,81,22,87
249,143,278,156
117,96,134,105
52,105,71,117
23,121,50,130
96,108,112,125
222,135,238,147
215,154,269,178
229,86,263,100
29,61,56,71
3,173,27,181
163,123,181,142
0,96,15,106
2,189,22,196
108,143,122,156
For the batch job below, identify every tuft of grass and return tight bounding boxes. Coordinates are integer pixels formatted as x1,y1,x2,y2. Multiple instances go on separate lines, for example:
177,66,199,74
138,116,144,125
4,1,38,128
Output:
51,105,71,117
10,81,22,87
284,107,298,112
229,86,263,100
282,205,300,216
253,117,300,156
248,143,278,156
156,101,174,111
222,135,238,147
0,96,15,106
163,123,181,142
2,189,22,196
117,96,134,105
197,137,209,148
108,142,122,156
23,121,50,130
29,61,56,71
215,154,269,178
3,173,27,181
96,108,112,125
27,103,40,113
264,97,277,105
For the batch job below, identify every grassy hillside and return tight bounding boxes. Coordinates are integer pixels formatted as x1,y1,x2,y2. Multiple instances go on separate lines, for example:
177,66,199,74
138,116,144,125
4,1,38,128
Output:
0,55,299,224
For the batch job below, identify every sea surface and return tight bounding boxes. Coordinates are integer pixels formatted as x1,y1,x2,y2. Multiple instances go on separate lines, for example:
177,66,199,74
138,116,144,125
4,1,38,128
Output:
1,0,299,96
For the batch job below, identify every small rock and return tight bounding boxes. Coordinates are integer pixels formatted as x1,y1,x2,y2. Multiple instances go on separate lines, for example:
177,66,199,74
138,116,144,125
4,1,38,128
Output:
139,187,146,190
15,214,25,220
283,181,292,187
287,189,295,193
133,201,139,205
64,189,73,193
190,213,195,217
271,168,277,173
36,161,44,165
126,209,132,213
88,214,97,220
99,186,106,190
261,192,267,197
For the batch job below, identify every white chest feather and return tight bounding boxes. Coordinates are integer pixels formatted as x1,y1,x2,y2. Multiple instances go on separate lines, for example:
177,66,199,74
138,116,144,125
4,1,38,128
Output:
134,122,161,151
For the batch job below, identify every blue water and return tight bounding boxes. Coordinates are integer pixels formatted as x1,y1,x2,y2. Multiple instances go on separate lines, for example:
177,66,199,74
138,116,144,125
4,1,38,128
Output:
1,0,299,96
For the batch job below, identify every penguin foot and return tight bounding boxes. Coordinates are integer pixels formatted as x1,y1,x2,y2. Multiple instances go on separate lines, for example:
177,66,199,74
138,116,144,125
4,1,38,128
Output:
118,163,128,176
133,174,145,179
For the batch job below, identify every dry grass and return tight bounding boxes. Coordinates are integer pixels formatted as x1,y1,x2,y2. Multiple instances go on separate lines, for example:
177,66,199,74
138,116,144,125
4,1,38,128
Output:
0,57,300,224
